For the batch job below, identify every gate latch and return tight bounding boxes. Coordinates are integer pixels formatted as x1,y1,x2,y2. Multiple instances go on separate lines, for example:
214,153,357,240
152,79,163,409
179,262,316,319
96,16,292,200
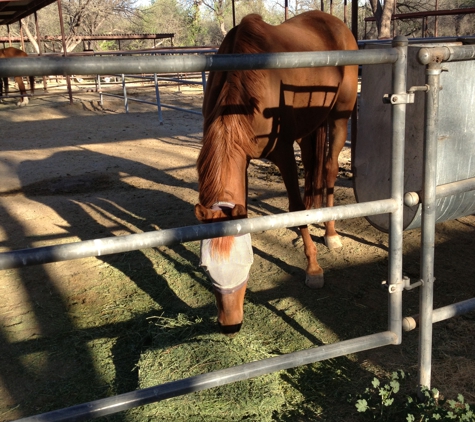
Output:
383,85,430,105
382,276,424,293
383,92,415,105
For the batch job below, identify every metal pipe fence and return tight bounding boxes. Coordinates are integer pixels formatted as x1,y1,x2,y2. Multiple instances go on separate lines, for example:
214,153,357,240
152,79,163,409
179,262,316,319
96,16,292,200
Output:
403,297,475,332
0,49,399,77
1,40,475,421
18,332,398,422
0,199,397,270
96,72,205,124
94,49,213,123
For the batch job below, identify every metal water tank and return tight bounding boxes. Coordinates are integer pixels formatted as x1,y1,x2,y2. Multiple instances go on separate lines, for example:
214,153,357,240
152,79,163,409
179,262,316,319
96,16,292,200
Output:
354,42,475,232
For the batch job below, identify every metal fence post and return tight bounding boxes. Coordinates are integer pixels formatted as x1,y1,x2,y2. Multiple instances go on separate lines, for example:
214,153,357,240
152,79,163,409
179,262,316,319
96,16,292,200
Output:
121,73,128,113
201,70,207,91
418,61,442,392
153,72,164,125
388,36,408,342
97,75,103,106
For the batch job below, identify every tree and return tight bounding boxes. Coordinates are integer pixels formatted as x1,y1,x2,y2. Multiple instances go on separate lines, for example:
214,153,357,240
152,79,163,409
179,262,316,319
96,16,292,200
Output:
202,0,228,37
137,0,186,45
364,0,475,40
12,0,141,53
368,0,395,39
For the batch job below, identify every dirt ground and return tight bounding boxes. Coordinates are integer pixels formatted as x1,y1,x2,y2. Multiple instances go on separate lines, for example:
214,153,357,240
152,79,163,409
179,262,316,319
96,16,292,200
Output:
0,84,474,420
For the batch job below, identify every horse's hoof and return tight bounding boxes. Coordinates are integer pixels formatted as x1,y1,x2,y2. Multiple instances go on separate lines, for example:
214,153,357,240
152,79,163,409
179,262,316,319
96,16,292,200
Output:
324,235,342,249
305,273,324,289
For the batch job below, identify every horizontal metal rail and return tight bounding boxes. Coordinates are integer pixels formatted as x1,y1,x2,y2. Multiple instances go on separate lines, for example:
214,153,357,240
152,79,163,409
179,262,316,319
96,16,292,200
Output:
99,91,159,107
404,176,475,206
16,331,398,422
97,70,204,121
99,91,202,116
358,35,475,47
403,298,475,331
117,73,205,85
0,199,397,270
154,75,205,85
0,49,399,78
0,93,33,99
91,47,219,56
418,44,475,64
154,103,202,115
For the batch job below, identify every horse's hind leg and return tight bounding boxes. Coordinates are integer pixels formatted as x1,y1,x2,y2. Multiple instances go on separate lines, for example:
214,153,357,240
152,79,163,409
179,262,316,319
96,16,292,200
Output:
268,143,324,289
0,77,7,102
15,76,28,106
323,116,350,249
29,76,35,95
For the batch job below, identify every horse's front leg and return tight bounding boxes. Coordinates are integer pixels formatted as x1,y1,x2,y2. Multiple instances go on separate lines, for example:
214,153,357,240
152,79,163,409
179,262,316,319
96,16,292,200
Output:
268,144,324,288
323,117,349,249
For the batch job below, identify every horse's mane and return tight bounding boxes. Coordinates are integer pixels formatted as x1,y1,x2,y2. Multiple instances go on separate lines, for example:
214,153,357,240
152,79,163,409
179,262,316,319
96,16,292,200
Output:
198,14,269,207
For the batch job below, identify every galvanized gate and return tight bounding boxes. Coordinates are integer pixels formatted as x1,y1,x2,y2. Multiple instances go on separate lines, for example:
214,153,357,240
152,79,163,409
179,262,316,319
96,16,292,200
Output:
0,37,475,421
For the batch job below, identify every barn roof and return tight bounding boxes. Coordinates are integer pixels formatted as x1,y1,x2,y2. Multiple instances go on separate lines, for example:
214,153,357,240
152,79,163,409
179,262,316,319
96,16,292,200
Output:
0,0,56,26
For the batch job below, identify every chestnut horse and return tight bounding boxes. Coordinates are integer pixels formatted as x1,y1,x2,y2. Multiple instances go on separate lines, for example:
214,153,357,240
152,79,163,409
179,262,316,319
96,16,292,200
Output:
195,11,358,335
0,47,35,106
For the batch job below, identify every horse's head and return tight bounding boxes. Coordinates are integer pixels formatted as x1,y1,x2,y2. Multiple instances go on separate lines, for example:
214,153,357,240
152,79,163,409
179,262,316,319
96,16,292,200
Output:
195,202,253,335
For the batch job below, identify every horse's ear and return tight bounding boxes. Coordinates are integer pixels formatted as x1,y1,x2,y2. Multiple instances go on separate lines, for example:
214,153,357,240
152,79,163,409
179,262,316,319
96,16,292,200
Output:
231,204,247,219
195,204,212,222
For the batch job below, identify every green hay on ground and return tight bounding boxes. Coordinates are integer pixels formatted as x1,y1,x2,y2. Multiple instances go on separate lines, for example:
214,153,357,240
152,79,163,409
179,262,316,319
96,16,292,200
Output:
129,309,288,421
118,291,373,421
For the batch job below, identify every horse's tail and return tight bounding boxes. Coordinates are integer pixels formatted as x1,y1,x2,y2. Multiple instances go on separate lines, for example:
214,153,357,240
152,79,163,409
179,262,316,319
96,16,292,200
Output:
303,120,327,210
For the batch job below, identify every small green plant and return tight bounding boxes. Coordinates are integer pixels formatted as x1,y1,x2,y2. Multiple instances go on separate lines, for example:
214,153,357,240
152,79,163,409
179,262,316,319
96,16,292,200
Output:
351,370,475,421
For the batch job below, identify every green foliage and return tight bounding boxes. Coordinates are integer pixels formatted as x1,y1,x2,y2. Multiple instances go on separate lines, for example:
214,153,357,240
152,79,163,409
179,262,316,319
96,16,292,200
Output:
98,40,119,51
352,370,475,421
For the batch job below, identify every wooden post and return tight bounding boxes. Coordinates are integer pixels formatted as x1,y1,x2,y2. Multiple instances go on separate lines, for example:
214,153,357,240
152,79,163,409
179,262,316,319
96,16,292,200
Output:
56,0,73,104
7,24,12,46
34,11,48,92
19,21,25,51
352,0,358,40
232,0,236,27
435,0,439,37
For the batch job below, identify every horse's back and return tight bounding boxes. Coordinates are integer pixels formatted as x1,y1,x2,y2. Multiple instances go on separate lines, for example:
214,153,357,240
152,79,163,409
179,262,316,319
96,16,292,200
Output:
204,11,357,112
202,11,358,154
231,11,357,54
0,47,28,59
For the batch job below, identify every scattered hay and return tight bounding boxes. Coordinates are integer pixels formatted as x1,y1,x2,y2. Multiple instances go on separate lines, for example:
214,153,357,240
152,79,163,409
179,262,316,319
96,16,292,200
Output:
121,293,369,422
131,310,287,421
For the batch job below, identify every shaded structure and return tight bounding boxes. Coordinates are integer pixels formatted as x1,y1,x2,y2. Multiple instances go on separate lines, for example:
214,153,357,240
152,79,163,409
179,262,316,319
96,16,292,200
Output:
0,33,175,50
0,0,56,26
0,1,176,103
0,0,75,101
